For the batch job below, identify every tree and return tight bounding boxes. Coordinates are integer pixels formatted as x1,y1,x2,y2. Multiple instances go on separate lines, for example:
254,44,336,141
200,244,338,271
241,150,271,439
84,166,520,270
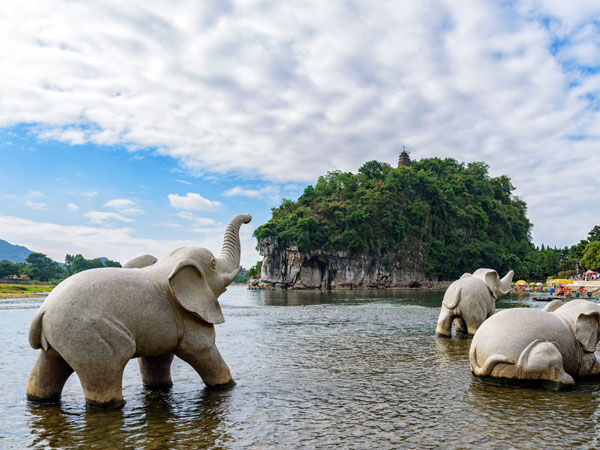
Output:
358,160,391,180
0,260,20,278
254,156,534,280
588,226,600,243
234,261,263,283
70,254,121,274
580,241,600,271
103,259,121,268
25,252,66,281
64,254,75,275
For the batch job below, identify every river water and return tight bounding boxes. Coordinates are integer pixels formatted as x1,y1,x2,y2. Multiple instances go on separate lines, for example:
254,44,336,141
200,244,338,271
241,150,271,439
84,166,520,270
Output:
2,286,600,449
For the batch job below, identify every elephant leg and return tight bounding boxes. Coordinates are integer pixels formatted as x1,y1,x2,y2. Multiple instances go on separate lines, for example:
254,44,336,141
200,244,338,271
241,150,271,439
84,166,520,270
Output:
72,361,128,408
460,310,486,336
176,344,235,387
27,349,74,402
454,317,468,336
517,340,574,386
436,307,454,337
138,353,174,389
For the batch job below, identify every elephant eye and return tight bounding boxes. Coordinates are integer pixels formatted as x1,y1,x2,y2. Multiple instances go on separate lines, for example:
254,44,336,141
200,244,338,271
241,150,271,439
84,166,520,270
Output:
211,258,216,270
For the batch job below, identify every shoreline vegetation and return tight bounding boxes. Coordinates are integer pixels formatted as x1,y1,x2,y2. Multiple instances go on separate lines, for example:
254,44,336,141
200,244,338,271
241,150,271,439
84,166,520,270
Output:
0,283,54,299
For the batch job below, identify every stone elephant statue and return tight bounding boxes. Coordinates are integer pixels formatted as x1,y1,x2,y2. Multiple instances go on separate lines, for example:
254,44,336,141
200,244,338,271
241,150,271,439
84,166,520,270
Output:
435,268,514,337
469,299,600,387
26,214,251,408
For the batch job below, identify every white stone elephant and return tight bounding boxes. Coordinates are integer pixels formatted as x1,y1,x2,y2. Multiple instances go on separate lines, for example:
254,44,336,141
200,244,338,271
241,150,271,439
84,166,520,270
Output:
469,299,600,387
27,214,251,408
435,268,514,337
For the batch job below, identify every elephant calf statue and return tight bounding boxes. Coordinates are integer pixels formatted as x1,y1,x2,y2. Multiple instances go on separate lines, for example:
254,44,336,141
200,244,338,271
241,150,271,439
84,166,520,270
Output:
436,268,514,337
27,214,251,408
470,299,600,387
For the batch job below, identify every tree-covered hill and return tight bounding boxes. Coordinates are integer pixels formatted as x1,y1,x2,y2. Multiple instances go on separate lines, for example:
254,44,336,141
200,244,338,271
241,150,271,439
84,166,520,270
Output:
0,239,33,263
254,157,533,280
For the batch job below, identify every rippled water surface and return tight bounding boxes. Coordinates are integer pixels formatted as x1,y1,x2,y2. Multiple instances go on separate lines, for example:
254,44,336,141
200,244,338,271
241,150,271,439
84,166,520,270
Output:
3,287,600,448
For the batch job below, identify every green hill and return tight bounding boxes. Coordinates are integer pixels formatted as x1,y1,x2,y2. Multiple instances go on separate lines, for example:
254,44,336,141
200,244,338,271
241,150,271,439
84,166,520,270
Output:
254,157,532,280
0,239,33,263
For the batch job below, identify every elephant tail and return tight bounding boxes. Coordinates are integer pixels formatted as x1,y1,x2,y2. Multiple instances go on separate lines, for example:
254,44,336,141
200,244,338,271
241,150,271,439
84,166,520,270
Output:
470,345,514,376
29,308,49,351
442,286,462,310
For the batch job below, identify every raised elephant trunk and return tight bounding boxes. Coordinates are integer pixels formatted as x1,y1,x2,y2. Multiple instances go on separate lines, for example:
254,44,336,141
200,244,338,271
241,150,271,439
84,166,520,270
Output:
498,270,514,297
217,214,252,285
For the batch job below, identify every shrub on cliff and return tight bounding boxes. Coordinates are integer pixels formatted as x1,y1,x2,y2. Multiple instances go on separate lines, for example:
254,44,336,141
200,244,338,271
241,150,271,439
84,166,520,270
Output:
254,157,533,280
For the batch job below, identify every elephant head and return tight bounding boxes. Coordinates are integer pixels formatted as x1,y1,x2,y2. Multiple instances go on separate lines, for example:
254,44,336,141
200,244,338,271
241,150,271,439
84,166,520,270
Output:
471,268,514,301
167,214,251,325
124,214,252,325
551,300,600,353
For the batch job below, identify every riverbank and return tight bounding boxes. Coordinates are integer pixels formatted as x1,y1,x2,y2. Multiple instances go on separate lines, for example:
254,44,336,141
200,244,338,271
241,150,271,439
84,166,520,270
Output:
246,280,451,290
0,283,54,298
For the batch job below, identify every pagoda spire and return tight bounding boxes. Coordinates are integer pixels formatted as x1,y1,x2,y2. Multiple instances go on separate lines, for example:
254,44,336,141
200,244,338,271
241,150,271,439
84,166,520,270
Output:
397,146,411,168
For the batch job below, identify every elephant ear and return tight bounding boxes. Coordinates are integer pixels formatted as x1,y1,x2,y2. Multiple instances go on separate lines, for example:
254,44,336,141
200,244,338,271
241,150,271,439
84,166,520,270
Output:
575,311,600,353
472,268,501,299
542,299,565,313
168,259,224,325
123,254,158,268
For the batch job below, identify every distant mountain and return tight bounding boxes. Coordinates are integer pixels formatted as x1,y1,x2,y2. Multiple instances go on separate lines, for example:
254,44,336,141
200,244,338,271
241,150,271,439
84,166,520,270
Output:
0,239,33,263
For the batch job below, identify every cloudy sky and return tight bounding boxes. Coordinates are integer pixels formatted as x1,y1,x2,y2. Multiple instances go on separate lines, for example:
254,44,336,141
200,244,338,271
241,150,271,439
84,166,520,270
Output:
1,0,600,268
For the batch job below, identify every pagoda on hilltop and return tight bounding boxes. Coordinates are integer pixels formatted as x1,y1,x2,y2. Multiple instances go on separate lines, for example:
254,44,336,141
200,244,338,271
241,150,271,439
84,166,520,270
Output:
397,147,411,168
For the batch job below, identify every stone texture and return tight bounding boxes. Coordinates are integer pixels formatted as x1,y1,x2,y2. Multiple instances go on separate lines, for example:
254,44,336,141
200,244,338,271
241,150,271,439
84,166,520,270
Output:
26,214,251,408
257,237,440,289
469,299,600,386
435,269,514,337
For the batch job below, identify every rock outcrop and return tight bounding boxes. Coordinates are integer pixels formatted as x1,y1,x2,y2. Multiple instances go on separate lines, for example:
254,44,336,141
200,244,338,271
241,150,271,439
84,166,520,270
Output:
257,237,440,289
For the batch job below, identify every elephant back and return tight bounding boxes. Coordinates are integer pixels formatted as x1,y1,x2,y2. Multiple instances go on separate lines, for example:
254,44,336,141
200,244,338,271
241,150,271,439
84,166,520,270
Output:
442,276,489,310
471,309,580,376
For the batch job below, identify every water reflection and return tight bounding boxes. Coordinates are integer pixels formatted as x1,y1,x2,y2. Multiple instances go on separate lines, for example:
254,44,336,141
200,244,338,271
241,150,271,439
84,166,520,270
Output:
28,403,128,448
27,386,234,449
465,377,600,448
6,287,600,448
434,336,471,366
252,288,444,307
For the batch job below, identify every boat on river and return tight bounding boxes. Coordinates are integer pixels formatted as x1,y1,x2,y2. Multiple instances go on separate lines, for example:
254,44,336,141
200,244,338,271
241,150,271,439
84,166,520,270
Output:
532,294,600,302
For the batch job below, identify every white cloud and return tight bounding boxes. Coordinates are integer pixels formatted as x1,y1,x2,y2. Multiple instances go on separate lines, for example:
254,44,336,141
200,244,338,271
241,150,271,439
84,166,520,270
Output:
0,215,260,268
84,211,135,224
67,203,80,211
27,191,45,199
1,1,600,248
104,198,144,214
175,212,217,227
223,186,279,198
104,198,135,209
223,185,281,202
25,200,48,210
168,193,221,211
176,179,192,185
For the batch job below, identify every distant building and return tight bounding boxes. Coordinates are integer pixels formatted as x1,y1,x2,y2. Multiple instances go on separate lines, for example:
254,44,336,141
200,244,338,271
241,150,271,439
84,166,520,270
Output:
397,147,411,168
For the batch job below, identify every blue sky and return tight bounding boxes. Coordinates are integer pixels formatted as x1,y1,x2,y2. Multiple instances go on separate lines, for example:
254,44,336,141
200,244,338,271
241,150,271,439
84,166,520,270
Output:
1,1,600,268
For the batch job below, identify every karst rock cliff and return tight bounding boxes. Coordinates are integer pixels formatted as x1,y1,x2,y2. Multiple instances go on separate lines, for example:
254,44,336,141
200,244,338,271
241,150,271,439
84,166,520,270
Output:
256,237,439,289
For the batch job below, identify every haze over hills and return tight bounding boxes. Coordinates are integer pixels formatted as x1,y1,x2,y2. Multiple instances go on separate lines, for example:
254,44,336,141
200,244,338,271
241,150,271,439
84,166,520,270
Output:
0,239,33,263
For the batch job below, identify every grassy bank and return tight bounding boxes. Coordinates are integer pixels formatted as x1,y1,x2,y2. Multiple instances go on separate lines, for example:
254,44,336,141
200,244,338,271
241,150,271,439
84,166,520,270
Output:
0,283,55,299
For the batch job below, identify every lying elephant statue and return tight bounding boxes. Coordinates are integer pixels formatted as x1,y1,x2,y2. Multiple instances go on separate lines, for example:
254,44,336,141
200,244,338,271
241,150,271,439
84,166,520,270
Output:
470,299,600,387
27,214,251,408
435,268,514,337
